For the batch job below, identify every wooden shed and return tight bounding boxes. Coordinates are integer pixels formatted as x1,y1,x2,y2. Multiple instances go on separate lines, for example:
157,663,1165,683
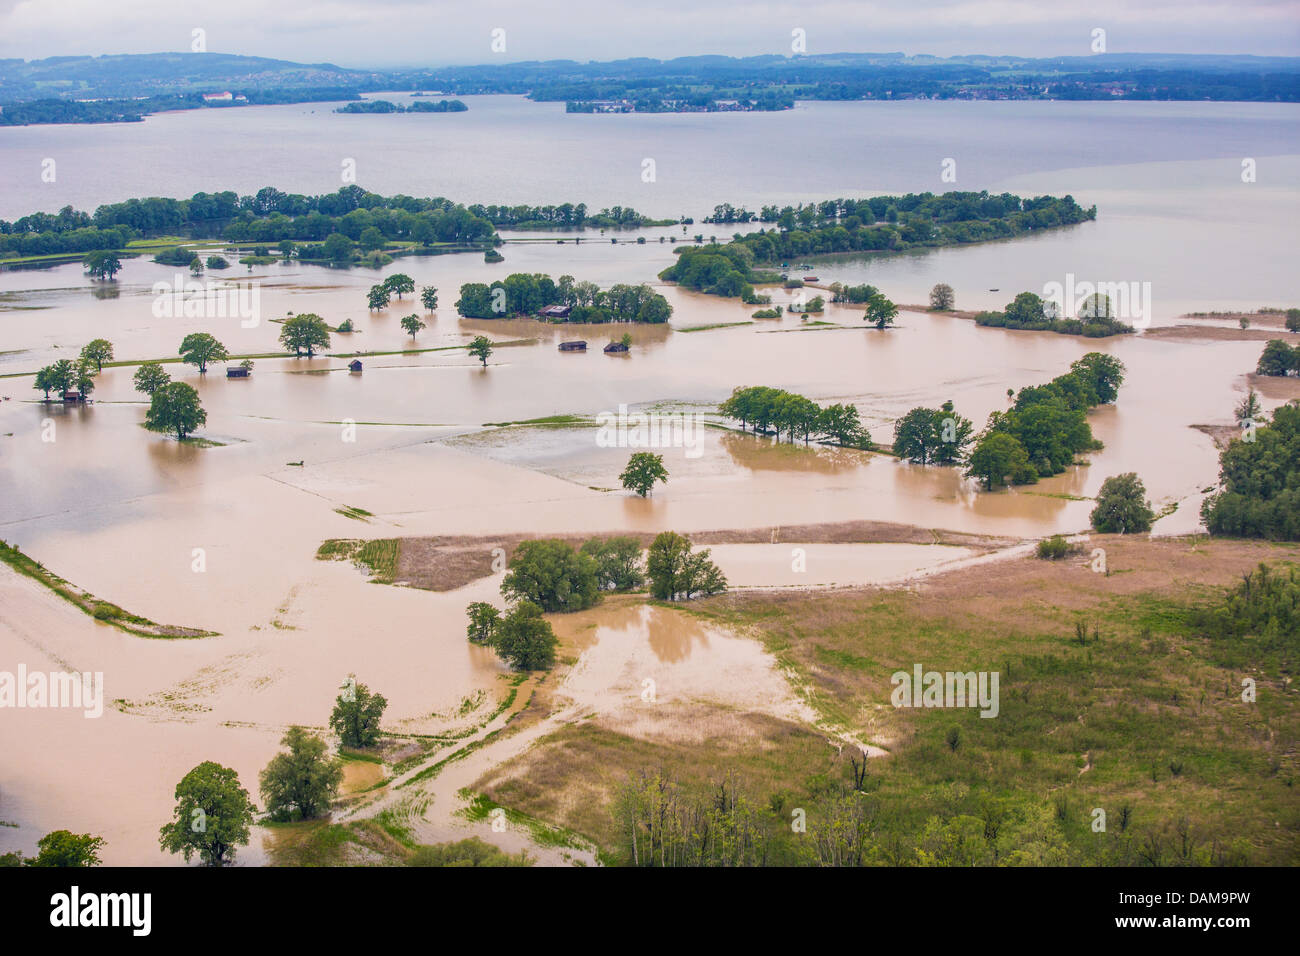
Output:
226,366,250,378
558,341,587,352
539,304,572,319
348,359,363,372
603,341,629,353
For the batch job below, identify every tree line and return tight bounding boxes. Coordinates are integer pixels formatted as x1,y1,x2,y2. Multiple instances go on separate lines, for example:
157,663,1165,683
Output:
718,386,871,448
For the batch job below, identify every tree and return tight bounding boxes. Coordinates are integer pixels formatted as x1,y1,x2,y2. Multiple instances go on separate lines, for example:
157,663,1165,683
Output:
620,452,668,497
581,536,645,591
189,257,204,276
636,294,673,324
259,726,342,822
133,361,171,396
1257,339,1298,377
33,366,57,400
864,292,898,330
1091,473,1156,534
322,232,354,263
73,358,96,398
329,677,387,748
178,332,228,374
82,250,122,280
384,273,415,299
965,432,1034,490
468,335,493,367
40,359,76,398
501,539,600,612
466,602,501,645
401,314,426,339
492,601,559,671
79,339,113,372
1235,389,1263,423
25,830,105,867
158,761,254,866
1286,309,1300,332
421,286,439,311
367,285,391,311
893,405,970,465
145,382,207,440
647,531,726,600
359,226,385,253
279,313,332,357
929,283,955,311
206,255,229,269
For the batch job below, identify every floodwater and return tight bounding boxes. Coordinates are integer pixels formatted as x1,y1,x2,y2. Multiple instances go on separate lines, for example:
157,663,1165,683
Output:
1,97,1298,864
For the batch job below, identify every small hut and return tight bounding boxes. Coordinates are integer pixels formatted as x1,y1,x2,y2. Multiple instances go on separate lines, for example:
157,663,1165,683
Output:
348,359,364,372
226,366,250,378
539,304,572,320
558,341,587,352
61,390,83,403
603,341,629,353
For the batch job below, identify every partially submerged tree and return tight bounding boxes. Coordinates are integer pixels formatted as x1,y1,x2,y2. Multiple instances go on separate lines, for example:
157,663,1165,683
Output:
133,361,171,396
158,761,254,866
620,451,668,497
1090,473,1156,534
82,250,122,280
79,338,114,372
279,313,332,357
259,726,342,822
492,600,559,671
401,314,426,340
468,335,493,367
178,332,229,374
329,677,387,749
145,382,207,441
420,286,439,311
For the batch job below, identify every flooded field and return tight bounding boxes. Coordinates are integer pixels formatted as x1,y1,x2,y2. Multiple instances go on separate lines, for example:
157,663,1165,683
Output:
1,99,1297,866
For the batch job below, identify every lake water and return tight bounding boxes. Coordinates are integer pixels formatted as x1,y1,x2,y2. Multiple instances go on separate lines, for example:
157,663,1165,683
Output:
0,96,1297,863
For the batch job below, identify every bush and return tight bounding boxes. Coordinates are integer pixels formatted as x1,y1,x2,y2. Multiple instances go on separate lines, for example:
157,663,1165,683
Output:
1035,535,1071,560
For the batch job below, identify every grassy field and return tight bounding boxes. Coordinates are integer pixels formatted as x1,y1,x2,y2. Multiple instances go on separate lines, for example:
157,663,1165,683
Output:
472,534,1300,866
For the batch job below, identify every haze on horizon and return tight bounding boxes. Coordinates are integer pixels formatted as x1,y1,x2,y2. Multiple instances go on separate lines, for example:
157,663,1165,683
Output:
2,0,1298,67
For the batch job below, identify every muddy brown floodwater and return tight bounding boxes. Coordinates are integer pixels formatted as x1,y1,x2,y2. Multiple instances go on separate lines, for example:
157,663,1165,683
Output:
0,207,1294,864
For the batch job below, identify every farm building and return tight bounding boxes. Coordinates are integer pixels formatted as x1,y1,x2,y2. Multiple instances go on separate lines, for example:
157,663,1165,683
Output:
558,341,587,352
603,341,629,353
348,359,363,372
539,304,572,319
226,366,250,378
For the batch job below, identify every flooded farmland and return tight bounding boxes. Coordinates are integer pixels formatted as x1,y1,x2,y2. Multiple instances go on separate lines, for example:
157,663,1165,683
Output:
1,97,1298,866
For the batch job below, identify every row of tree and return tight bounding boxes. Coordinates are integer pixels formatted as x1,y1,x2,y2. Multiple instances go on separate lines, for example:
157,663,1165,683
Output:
456,274,672,323
719,386,871,448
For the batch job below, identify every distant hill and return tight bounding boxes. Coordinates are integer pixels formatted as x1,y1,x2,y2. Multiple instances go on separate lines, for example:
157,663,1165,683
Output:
1,50,1296,113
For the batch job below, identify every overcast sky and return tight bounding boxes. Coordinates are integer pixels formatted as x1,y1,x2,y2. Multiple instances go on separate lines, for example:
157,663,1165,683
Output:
2,0,1298,65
